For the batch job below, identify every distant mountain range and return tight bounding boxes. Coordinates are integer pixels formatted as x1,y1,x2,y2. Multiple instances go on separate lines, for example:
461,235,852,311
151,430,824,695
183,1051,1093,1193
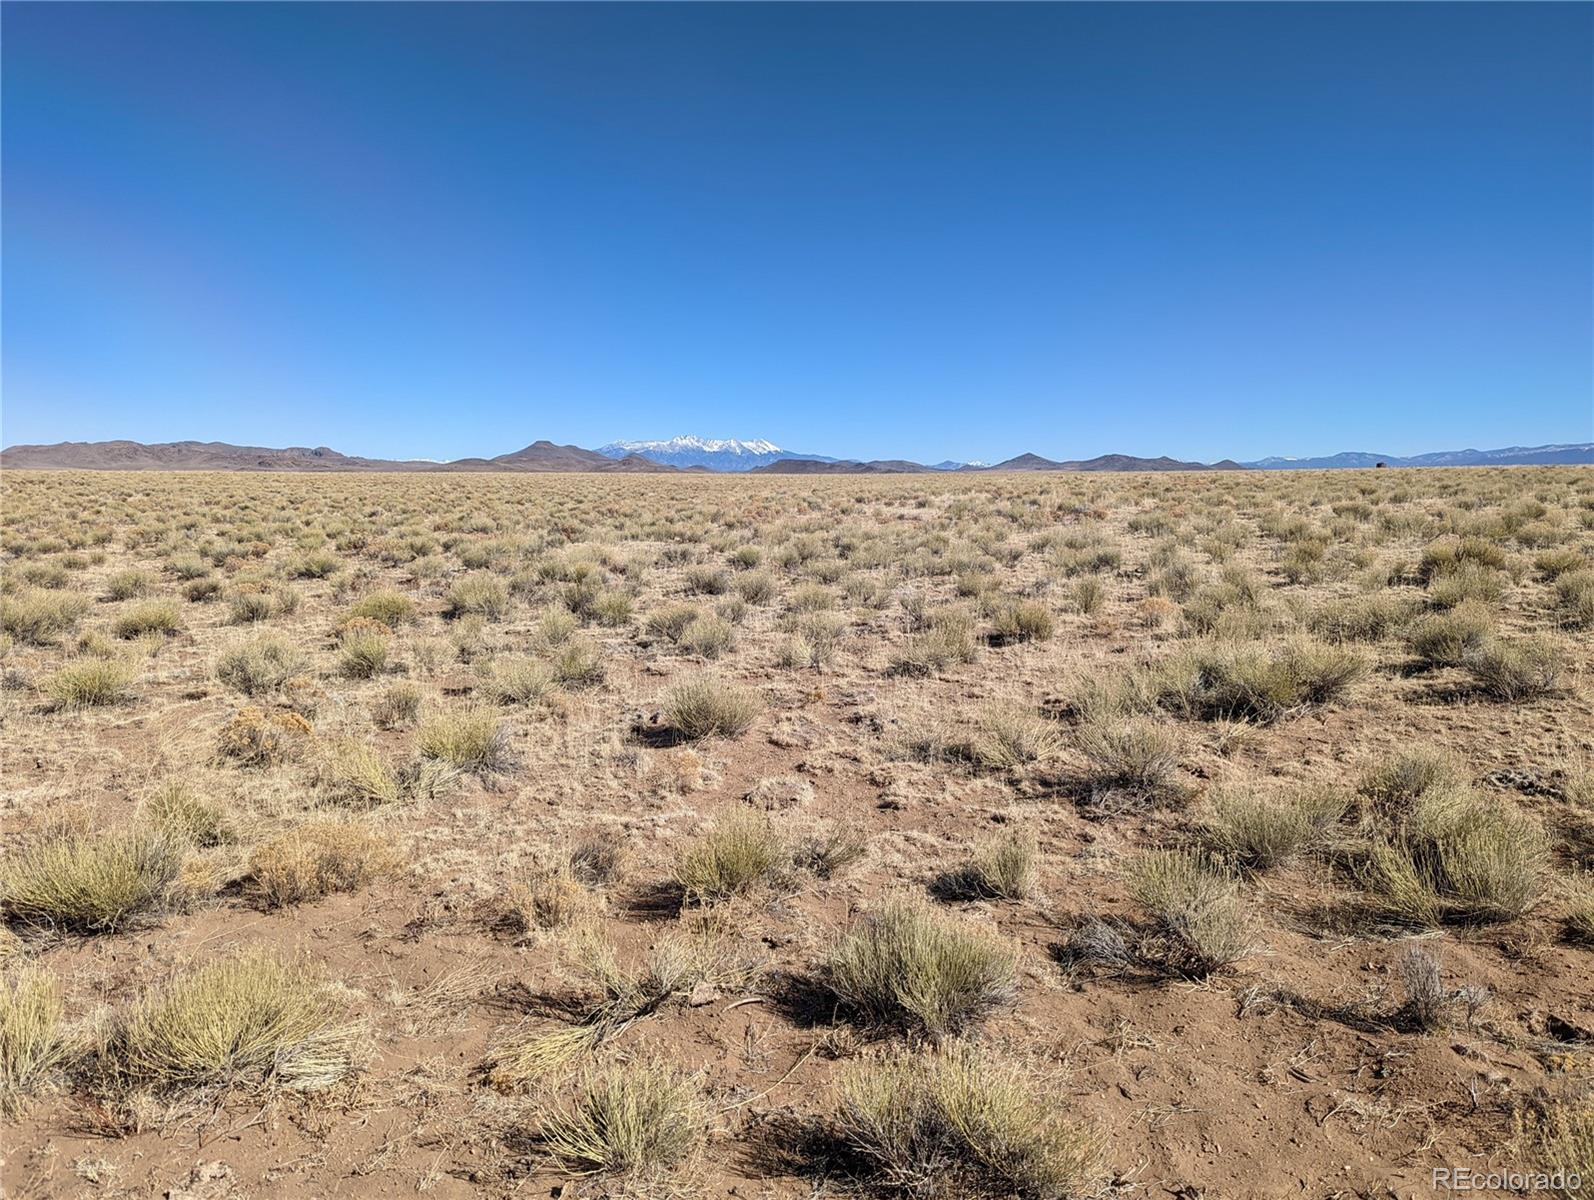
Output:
1,437,1587,474
0,439,675,473
1241,444,1593,469
597,436,834,471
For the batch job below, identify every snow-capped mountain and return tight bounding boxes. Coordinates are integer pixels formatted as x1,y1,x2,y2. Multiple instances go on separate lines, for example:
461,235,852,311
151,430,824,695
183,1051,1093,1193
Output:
1244,443,1593,469
596,436,835,471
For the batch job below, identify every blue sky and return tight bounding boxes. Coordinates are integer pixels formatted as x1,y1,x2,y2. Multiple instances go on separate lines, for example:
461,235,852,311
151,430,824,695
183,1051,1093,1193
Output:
3,3,1590,463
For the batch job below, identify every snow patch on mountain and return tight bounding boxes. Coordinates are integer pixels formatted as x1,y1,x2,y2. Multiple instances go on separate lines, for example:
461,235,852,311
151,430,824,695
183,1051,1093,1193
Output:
596,435,834,471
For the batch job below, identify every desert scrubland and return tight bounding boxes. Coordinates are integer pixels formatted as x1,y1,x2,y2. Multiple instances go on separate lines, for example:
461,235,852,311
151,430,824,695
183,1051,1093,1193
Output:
1,466,1591,1199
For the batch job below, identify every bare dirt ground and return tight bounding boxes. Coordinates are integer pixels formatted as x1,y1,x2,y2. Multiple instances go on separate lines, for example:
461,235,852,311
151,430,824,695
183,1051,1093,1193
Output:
2,467,1590,1199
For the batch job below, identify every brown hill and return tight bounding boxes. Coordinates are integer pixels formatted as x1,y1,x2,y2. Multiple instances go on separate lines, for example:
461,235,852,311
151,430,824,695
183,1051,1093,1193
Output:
0,439,676,473
749,458,931,475
986,451,1244,472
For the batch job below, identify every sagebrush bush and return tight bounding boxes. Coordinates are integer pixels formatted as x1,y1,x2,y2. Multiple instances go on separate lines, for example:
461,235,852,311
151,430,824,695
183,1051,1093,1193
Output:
534,1060,708,1180
1,590,87,645
1405,601,1494,667
44,657,136,709
1361,790,1549,926
0,965,68,1115
830,1045,1102,1199
1076,715,1183,805
1205,784,1347,870
215,633,307,696
674,810,787,903
663,675,762,740
101,952,360,1092
417,707,511,774
825,898,1018,1039
1464,635,1565,700
112,601,181,640
1,829,181,933
1126,849,1252,975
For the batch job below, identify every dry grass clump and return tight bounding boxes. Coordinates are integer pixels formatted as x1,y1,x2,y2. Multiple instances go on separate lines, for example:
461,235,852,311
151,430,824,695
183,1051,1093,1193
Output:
111,601,182,640
828,1045,1102,1199
663,675,762,740
1310,592,1420,643
941,828,1039,900
43,657,137,709
98,952,360,1093
1427,562,1507,609
990,599,1054,644
443,572,509,620
104,568,154,600
675,810,788,903
214,632,307,696
890,608,978,676
1076,715,1183,807
824,898,1018,1039
1555,570,1594,628
1357,747,1467,818
488,923,750,1085
1125,849,1252,975
342,589,416,628
1565,874,1594,945
417,706,511,774
1204,783,1348,871
957,702,1063,770
249,820,394,907
1361,789,1550,926
143,780,234,848
488,656,554,705
501,864,598,934
549,637,605,687
1405,601,1494,667
336,621,389,679
1463,635,1565,700
1155,638,1365,723
1531,1096,1593,1200
372,681,423,729
315,741,404,808
1418,535,1508,582
678,612,735,658
217,706,313,766
533,1059,709,1182
1,965,69,1115
1,590,88,645
2,829,182,933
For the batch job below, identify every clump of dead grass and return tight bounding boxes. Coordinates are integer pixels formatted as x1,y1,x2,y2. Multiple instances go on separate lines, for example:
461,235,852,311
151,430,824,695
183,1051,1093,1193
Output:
249,820,394,908
2,828,182,933
824,898,1018,1040
827,1044,1103,1199
97,952,361,1093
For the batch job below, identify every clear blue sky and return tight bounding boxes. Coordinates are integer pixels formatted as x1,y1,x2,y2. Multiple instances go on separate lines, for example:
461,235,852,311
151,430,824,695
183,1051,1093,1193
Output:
3,3,1590,463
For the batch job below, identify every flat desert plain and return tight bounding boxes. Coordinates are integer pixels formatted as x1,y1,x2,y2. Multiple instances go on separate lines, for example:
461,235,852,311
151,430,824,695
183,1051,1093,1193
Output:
1,466,1591,1199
